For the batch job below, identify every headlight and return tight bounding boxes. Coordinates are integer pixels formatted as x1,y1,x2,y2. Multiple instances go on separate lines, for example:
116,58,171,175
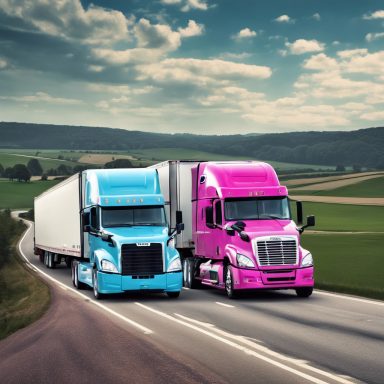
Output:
236,253,255,268
167,257,181,272
301,253,313,267
101,259,118,273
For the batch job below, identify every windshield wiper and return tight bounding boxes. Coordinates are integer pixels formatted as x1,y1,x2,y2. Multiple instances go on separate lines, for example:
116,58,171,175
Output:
259,215,287,220
134,223,166,226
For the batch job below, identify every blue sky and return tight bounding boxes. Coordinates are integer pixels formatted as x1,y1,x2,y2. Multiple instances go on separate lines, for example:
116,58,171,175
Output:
0,0,384,134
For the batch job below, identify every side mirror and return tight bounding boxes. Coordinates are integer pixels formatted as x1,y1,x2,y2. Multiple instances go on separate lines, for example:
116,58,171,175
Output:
298,215,315,233
176,222,184,234
225,226,235,236
306,215,315,227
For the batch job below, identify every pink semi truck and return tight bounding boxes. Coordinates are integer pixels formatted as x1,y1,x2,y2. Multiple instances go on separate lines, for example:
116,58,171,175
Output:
151,161,315,298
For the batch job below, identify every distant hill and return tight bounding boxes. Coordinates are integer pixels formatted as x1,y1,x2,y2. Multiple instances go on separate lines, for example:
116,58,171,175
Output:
1,122,383,168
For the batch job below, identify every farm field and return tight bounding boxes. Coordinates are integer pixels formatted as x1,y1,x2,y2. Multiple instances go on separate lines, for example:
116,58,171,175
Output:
0,152,80,171
0,180,61,209
301,233,384,300
291,201,384,232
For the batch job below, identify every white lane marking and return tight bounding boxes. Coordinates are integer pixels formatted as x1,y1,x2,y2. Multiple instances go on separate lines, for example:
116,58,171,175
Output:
17,222,153,335
175,314,355,384
135,302,355,384
315,290,384,307
215,301,235,308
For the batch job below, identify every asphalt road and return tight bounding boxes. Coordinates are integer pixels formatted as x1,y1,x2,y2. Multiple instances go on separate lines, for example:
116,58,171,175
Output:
1,222,383,384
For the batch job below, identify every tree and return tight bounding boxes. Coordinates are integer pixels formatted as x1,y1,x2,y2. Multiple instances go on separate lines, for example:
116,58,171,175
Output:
0,163,4,177
104,159,133,168
13,164,31,182
335,165,345,172
57,164,72,175
4,167,15,181
27,158,43,176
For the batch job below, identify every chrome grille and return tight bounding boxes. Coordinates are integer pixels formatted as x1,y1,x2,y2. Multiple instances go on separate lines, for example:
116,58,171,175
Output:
121,243,163,276
256,239,297,266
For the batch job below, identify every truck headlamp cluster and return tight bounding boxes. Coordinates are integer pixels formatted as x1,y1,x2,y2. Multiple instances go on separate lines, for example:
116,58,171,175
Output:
236,253,255,268
301,253,313,267
101,259,118,273
167,257,182,272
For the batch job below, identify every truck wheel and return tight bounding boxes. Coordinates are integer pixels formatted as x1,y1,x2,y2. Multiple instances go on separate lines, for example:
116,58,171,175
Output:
224,265,237,299
296,287,313,298
47,252,55,269
183,258,200,289
92,269,104,300
166,291,180,298
72,262,86,290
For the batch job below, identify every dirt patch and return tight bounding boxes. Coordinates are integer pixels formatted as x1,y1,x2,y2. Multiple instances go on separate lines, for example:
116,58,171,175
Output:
78,154,136,164
289,195,384,206
288,173,384,191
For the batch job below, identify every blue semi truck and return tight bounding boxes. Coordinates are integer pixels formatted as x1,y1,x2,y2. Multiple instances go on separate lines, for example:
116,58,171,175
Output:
34,168,183,299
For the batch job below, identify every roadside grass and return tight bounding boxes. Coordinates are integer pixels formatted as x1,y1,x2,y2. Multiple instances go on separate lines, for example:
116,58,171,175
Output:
0,152,80,171
301,233,384,300
290,201,384,232
0,223,50,340
0,180,60,209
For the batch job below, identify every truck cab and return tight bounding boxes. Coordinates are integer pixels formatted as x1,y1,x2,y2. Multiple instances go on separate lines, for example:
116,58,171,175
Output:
190,162,315,298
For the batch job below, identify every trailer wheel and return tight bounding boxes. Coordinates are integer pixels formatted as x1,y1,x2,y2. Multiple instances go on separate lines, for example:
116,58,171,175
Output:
47,252,55,269
92,269,104,300
224,265,237,299
166,291,180,298
295,287,313,298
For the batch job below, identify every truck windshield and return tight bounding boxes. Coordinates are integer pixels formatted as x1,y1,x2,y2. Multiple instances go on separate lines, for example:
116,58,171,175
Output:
101,206,167,228
224,197,291,221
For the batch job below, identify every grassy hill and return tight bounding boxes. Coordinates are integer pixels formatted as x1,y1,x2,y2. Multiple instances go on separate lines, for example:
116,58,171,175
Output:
1,122,383,168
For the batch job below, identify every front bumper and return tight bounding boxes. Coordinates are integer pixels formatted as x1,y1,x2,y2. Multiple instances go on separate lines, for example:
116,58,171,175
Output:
96,271,182,294
231,266,314,290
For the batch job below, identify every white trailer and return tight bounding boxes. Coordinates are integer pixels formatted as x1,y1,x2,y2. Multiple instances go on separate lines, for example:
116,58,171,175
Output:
34,174,82,266
149,161,197,250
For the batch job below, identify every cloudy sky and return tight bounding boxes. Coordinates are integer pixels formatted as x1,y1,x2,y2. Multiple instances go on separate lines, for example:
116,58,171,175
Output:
1,0,384,135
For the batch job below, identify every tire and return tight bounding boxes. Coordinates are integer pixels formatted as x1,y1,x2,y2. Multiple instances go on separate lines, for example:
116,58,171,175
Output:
183,257,200,289
224,265,237,299
296,287,313,298
92,269,104,300
46,252,55,269
166,291,180,298
72,261,86,290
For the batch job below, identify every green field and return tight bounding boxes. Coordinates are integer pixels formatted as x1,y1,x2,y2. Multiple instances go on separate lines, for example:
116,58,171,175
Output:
0,180,61,209
131,148,333,171
290,201,384,232
301,233,384,300
308,176,384,198
0,152,80,171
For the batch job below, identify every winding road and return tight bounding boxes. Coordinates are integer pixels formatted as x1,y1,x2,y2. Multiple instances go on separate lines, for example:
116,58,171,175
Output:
1,222,383,384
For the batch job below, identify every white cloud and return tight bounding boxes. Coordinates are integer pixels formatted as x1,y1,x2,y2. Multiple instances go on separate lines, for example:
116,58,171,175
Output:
286,39,325,55
0,92,81,105
234,28,257,39
138,58,272,85
274,15,294,23
178,20,204,37
366,32,384,42
312,13,321,21
0,58,7,69
337,49,368,58
0,0,131,45
342,51,384,75
182,0,209,12
303,53,339,71
360,111,384,121
160,0,182,4
217,52,252,60
363,10,384,20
